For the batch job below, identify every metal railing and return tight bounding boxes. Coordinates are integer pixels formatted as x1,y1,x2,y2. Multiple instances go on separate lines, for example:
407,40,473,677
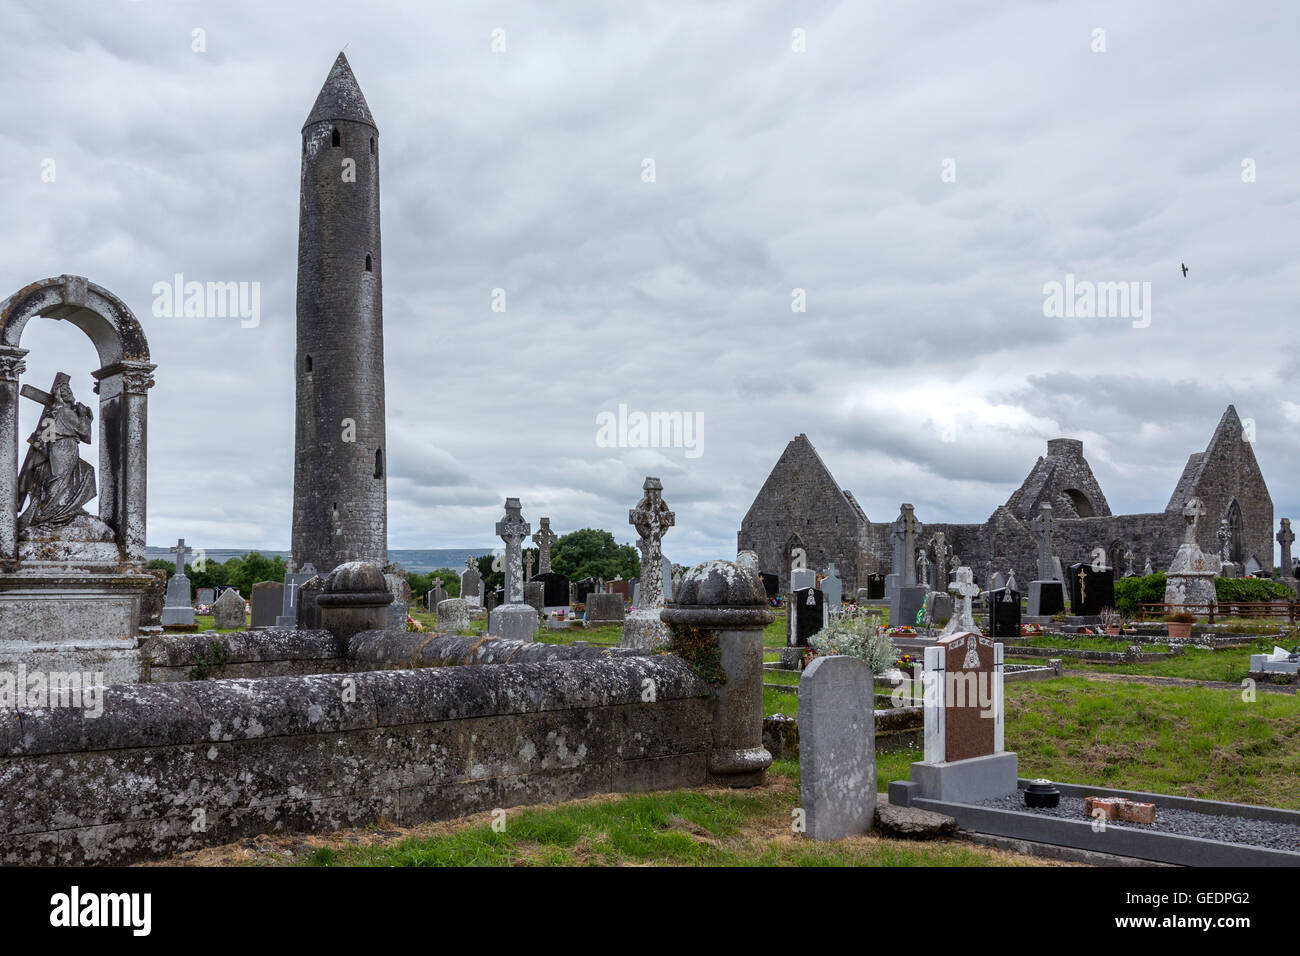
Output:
1137,601,1298,624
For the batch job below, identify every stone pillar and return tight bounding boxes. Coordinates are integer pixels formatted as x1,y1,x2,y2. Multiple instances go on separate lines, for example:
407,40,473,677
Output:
661,559,774,787
118,361,155,564
0,346,26,560
316,561,393,644
623,476,675,649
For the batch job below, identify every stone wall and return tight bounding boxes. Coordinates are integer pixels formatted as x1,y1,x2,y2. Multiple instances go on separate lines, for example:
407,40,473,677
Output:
141,628,348,682
0,654,711,864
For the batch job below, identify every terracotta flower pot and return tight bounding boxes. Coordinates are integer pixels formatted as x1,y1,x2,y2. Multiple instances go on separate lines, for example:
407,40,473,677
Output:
1168,622,1192,639
1105,627,1120,636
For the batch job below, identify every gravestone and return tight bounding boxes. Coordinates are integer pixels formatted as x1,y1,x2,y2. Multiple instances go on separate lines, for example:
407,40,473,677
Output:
161,538,196,627
608,579,631,602
1279,519,1295,579
212,587,247,629
1164,497,1217,610
623,476,676,648
889,504,927,628
887,631,1017,807
799,655,876,841
585,592,624,625
141,568,167,627
759,572,779,600
790,567,816,592
425,585,447,610
524,551,534,582
276,563,318,626
524,581,545,615
821,564,843,615
298,575,323,630
574,578,597,605
788,587,825,647
987,586,1021,638
251,580,284,628
866,573,886,600
437,598,472,634
487,497,538,642
939,567,981,637
1069,562,1115,616
1143,556,1154,576
485,588,504,613
531,571,570,609
532,517,558,574
1028,503,1065,617
460,556,482,606
384,571,411,629
196,588,216,607
990,571,1005,591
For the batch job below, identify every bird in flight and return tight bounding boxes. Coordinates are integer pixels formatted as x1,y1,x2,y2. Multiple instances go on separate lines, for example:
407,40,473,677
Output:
1181,262,1189,277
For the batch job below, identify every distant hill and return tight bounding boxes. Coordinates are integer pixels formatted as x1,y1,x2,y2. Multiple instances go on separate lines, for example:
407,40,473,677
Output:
144,547,492,573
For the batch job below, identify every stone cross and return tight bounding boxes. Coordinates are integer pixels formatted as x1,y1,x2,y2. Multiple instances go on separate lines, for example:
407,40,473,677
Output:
629,476,675,610
940,566,981,636
1279,519,1295,578
465,555,476,572
532,517,557,574
524,551,534,581
170,538,192,575
1031,503,1055,580
899,504,918,587
916,549,930,589
930,532,948,587
495,497,530,604
1217,516,1232,563
888,520,906,578
1123,550,1134,577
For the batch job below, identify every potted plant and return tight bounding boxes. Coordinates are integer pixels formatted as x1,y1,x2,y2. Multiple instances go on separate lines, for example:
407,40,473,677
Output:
1166,611,1196,639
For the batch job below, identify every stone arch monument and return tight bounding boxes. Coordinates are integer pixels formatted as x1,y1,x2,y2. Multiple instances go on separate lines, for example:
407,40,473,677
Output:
0,275,157,669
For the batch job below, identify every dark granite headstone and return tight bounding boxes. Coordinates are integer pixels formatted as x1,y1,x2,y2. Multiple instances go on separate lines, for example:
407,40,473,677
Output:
251,581,284,628
608,579,631,602
987,587,1021,638
759,571,779,599
1028,580,1065,616
574,578,597,606
531,571,571,608
1068,563,1115,616
486,588,505,613
866,573,886,600
788,586,825,647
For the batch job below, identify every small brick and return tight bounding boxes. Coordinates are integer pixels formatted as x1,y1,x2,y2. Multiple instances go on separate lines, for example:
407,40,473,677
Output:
1084,796,1121,820
1117,800,1156,824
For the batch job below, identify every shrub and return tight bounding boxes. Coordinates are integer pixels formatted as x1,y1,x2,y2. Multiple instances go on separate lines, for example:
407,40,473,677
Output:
1215,577,1294,603
809,616,898,674
1167,611,1197,624
1114,572,1166,615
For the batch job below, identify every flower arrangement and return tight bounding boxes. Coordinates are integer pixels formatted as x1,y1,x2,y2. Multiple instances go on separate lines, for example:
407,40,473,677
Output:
406,616,424,633
896,653,919,672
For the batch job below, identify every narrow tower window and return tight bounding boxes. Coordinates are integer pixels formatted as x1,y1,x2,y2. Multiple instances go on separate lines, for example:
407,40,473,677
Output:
331,127,341,147
369,137,375,154
365,254,373,272
374,448,384,479
305,355,313,372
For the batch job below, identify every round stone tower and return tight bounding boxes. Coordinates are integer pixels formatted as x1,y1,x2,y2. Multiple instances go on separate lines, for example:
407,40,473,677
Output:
292,52,387,573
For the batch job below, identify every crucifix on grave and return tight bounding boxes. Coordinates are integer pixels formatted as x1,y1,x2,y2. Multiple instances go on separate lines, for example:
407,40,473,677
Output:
15,372,98,533
629,476,675,612
170,538,192,574
161,536,196,627
524,551,534,581
495,498,530,604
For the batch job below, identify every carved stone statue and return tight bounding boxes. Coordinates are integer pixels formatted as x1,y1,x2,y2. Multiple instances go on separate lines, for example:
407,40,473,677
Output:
15,373,100,536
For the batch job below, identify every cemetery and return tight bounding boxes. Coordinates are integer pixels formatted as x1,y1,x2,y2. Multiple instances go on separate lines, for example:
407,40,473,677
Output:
1,46,1297,878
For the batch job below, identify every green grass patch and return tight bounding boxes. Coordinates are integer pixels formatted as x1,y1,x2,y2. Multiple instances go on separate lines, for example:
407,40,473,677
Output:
1004,677,1300,807
1014,635,1169,654
1053,637,1280,681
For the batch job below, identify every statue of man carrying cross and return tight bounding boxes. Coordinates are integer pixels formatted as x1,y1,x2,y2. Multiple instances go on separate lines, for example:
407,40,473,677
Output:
15,372,98,534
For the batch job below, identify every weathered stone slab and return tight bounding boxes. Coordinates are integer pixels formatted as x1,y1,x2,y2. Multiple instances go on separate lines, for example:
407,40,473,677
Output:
250,581,284,628
798,655,876,841
211,588,246,629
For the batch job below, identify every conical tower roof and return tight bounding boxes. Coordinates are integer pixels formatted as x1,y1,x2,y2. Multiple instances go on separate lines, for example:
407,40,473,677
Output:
303,52,375,130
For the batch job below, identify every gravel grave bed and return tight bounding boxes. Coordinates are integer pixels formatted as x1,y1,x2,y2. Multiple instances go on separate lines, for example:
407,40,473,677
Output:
976,793,1300,853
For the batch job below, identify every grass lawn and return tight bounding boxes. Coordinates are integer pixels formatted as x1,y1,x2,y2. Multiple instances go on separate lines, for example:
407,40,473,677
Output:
1012,635,1170,653
278,767,1050,868
1038,636,1283,682
1003,676,1300,807
191,614,245,633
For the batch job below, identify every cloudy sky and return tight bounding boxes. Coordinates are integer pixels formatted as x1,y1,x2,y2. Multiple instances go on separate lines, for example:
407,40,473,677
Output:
2,0,1296,565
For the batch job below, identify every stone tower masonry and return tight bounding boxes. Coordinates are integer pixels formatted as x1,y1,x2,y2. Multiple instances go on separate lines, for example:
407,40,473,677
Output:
292,52,387,573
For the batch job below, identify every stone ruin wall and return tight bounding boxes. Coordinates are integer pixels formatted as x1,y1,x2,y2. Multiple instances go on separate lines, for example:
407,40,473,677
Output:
0,646,710,865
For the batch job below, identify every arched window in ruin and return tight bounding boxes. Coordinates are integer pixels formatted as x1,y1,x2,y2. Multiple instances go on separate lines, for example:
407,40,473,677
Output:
1063,488,1095,518
331,127,341,147
374,447,383,479
1224,499,1244,564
